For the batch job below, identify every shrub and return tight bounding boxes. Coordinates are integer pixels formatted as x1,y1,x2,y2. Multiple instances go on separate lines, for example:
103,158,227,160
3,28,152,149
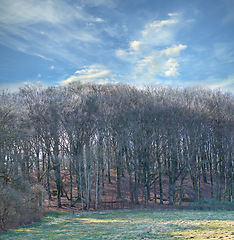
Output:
0,178,45,232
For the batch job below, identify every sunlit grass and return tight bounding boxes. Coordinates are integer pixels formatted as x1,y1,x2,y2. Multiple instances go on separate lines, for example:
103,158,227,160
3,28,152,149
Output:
1,210,234,239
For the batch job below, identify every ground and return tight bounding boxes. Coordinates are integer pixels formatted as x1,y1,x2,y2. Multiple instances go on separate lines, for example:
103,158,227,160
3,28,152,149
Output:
1,210,234,239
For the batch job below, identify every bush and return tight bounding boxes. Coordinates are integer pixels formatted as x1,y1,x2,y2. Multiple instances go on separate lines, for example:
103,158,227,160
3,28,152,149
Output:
0,177,45,232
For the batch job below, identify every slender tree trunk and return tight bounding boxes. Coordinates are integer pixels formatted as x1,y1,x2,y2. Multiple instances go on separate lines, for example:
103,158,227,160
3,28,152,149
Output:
47,156,52,201
95,160,99,210
168,176,174,205
179,173,187,205
158,161,163,204
78,158,84,210
134,162,139,204
86,172,90,210
227,151,233,202
116,164,122,199
209,152,214,199
54,162,62,208
202,160,207,183
107,145,112,184
36,148,40,183
107,158,111,184
70,157,73,207
154,180,157,203
144,185,148,204
101,158,105,196
129,171,134,203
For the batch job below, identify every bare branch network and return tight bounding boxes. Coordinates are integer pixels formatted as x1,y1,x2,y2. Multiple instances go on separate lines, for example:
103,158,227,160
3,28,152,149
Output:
0,83,233,230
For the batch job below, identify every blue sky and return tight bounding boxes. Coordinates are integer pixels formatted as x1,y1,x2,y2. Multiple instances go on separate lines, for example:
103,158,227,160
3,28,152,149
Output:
0,0,234,92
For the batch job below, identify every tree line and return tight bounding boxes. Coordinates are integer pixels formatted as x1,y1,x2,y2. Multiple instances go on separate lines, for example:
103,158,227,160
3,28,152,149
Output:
0,83,233,228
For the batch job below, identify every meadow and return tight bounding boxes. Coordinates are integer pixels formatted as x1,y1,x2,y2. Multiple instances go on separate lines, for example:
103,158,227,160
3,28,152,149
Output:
0,210,234,240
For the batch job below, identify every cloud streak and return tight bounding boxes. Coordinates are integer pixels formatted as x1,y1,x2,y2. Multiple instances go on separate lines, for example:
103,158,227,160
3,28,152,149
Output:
202,75,234,93
0,0,107,63
60,65,113,85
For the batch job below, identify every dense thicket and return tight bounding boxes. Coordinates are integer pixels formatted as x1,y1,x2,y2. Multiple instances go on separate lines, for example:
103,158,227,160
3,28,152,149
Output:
0,83,233,229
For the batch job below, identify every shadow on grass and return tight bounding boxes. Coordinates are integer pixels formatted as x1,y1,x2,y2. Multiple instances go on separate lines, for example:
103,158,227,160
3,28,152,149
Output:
1,209,234,240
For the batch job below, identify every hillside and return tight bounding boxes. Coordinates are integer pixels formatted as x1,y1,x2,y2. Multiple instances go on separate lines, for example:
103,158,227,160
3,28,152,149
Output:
44,169,214,212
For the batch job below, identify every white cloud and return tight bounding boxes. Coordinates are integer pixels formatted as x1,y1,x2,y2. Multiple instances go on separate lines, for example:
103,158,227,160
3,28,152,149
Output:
142,13,179,40
136,53,161,75
142,18,178,36
140,13,181,49
95,17,104,22
161,44,187,57
164,58,180,77
50,65,55,70
116,13,187,82
60,65,113,85
168,12,179,17
164,58,179,68
136,54,181,78
165,68,179,77
130,41,142,51
165,58,180,77
116,49,129,57
115,12,181,60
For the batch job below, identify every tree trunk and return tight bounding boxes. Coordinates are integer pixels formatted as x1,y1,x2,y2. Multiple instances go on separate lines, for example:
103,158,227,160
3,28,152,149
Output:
47,156,52,201
78,158,84,211
209,153,214,199
158,162,163,204
70,157,73,207
134,164,139,204
36,148,40,183
116,164,122,199
129,171,134,203
168,175,174,205
95,160,99,210
54,162,61,208
101,158,105,196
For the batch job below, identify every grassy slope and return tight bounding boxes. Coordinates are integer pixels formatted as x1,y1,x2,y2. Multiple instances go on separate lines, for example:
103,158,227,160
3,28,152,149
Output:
1,210,234,240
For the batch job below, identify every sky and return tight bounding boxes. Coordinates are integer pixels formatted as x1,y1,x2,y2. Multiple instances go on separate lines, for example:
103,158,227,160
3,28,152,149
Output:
0,0,234,93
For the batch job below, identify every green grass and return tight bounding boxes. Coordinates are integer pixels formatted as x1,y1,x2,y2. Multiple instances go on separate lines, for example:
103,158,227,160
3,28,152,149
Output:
1,210,234,239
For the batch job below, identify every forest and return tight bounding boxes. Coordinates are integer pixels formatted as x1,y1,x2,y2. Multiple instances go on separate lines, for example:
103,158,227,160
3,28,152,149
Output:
0,83,233,231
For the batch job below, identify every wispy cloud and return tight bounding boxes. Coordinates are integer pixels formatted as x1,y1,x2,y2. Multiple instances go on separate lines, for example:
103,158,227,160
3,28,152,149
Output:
116,13,187,83
0,0,86,25
141,13,179,47
202,75,234,93
81,0,115,8
142,18,178,36
0,0,107,63
60,65,114,85
213,42,234,64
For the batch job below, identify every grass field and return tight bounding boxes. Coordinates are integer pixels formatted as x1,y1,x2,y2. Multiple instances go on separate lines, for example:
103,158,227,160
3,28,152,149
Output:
1,210,234,239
